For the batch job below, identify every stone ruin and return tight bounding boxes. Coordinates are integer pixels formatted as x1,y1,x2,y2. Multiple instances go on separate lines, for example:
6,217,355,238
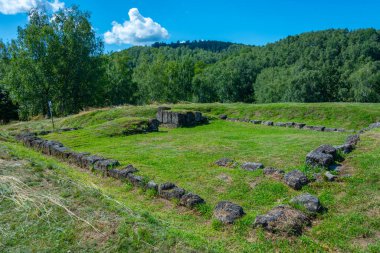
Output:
14,117,380,237
221,115,357,133
156,107,208,127
15,132,205,211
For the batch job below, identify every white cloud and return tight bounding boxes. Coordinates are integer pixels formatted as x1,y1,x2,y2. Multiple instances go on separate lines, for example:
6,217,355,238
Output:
0,0,64,15
104,8,169,45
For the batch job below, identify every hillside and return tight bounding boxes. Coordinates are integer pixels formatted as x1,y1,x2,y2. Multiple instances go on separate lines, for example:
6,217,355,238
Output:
2,26,380,122
0,103,379,252
151,40,239,52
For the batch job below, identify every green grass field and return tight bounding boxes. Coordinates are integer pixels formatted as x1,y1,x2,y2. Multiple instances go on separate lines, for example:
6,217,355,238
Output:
0,103,379,252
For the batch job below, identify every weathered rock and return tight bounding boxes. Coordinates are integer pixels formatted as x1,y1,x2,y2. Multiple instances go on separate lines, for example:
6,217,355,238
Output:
215,158,235,167
290,193,323,213
346,134,360,146
241,162,264,171
306,151,334,168
303,125,314,130
336,128,346,132
41,140,64,155
16,133,38,147
294,123,306,129
171,112,179,125
335,144,353,154
286,122,295,128
147,119,160,132
240,118,250,122
324,127,337,132
186,112,195,126
123,164,139,174
328,164,342,172
30,138,45,151
157,107,170,122
94,159,120,173
146,181,158,191
306,145,337,168
263,167,285,180
219,114,228,120
214,201,245,224
82,155,105,169
275,122,286,127
16,133,36,142
254,205,310,235
314,145,337,158
38,130,52,135
159,182,175,190
127,174,145,187
158,182,186,200
50,146,71,159
284,170,308,190
180,193,205,208
194,112,202,122
312,126,325,131
251,120,262,124
324,171,337,182
369,122,380,129
108,168,136,179
162,110,169,124
157,109,206,127
68,152,90,167
262,121,274,126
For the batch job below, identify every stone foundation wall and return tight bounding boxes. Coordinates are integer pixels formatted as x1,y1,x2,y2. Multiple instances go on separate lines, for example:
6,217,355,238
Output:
156,107,208,127
222,115,356,133
14,118,380,235
15,132,205,211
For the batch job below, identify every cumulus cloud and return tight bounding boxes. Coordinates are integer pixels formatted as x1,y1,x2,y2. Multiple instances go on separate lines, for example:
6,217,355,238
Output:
0,0,64,15
104,8,169,45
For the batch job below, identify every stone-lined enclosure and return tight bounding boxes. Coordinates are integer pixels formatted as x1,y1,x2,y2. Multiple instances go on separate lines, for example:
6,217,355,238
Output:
13,114,380,236
221,115,357,133
156,107,208,127
15,132,205,210
212,121,380,234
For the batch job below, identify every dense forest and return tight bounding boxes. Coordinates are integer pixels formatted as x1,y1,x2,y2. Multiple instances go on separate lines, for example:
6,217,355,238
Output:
1,6,380,121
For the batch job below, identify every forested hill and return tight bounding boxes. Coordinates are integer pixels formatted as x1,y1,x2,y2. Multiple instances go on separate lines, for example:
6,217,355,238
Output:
123,28,380,104
1,6,379,121
151,40,238,52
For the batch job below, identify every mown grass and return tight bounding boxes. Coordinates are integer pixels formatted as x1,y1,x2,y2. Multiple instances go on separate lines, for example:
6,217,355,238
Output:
45,120,348,209
0,103,379,252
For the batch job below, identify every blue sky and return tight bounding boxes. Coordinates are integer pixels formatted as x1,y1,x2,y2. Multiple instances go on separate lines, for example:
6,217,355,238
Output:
1,0,379,51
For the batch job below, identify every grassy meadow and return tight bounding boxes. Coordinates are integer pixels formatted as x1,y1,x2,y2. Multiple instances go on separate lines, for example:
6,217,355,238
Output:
0,103,379,252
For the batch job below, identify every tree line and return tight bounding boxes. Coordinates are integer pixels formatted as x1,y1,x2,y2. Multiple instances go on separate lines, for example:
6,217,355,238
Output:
1,6,380,121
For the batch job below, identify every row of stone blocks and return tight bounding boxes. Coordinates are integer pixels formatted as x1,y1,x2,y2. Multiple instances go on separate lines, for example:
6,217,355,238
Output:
221,115,355,133
15,132,205,209
156,107,208,127
212,121,380,233
305,121,380,169
213,158,324,235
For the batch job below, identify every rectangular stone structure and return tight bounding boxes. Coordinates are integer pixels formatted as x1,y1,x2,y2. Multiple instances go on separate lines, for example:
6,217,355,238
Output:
156,109,206,127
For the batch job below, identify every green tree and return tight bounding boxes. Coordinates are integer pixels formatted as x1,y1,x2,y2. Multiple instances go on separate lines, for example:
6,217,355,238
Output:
4,6,104,119
104,52,137,105
349,61,380,102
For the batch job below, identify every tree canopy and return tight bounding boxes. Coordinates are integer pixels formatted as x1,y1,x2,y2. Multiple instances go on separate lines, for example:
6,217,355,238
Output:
1,5,379,121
